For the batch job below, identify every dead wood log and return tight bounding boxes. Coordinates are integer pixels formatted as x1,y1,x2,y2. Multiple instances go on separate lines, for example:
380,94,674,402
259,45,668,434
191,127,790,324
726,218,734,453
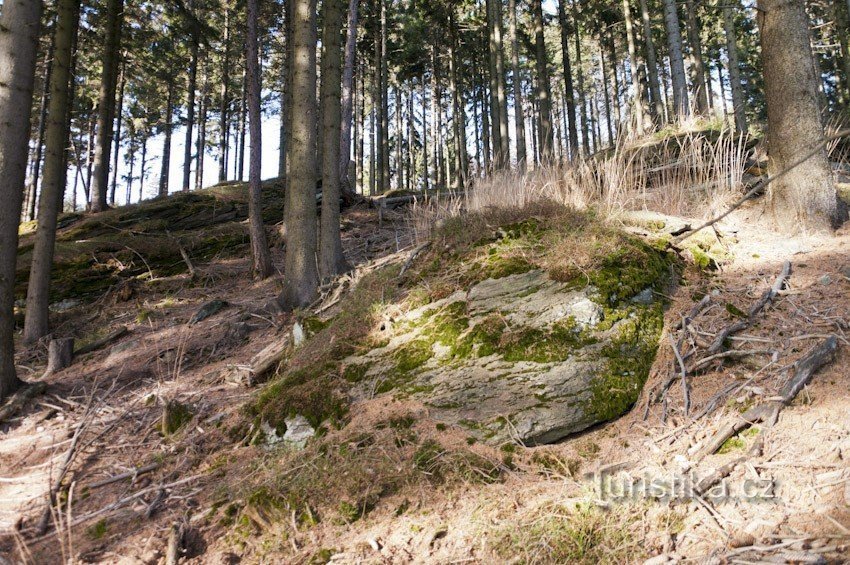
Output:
165,521,185,565
228,332,292,386
0,382,48,424
45,338,74,375
74,327,129,356
695,434,764,496
696,336,837,461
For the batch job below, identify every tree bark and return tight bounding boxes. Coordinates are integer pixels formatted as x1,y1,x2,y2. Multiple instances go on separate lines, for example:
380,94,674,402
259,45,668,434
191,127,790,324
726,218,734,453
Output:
486,0,504,169
380,0,389,192
158,82,174,197
109,60,125,205
246,0,273,279
723,1,747,134
662,0,689,119
758,0,837,233
90,0,124,212
24,0,81,345
279,0,320,310
448,14,468,187
219,1,231,182
684,0,708,115
0,0,43,402
28,37,55,223
622,0,646,133
532,0,554,162
557,0,579,161
571,0,589,156
183,16,199,192
319,0,350,280
338,0,360,194
508,0,527,172
45,338,74,375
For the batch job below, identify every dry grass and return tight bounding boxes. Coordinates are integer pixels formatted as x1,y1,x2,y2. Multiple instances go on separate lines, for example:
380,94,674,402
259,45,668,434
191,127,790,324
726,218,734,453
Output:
410,125,750,244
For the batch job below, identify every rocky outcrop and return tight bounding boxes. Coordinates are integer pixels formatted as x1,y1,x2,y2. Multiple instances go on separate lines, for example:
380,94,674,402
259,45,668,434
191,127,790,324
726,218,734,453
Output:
345,255,672,445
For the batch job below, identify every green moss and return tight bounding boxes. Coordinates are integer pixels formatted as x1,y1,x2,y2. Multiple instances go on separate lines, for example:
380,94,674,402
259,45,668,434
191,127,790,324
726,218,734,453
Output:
587,304,664,422
725,303,747,319
585,236,674,307
86,519,109,540
161,400,193,435
718,436,746,454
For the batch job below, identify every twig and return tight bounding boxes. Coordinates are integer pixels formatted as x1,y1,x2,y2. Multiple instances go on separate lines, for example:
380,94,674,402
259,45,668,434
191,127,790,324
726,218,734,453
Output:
399,242,431,278
668,330,690,416
87,463,160,490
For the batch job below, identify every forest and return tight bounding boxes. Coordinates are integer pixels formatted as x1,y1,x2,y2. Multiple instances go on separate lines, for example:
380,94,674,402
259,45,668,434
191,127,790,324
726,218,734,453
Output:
1,0,849,562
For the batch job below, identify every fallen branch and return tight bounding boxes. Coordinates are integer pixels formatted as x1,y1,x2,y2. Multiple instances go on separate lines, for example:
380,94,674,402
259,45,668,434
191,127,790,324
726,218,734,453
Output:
705,261,791,356
228,331,292,386
696,336,837,461
74,327,130,356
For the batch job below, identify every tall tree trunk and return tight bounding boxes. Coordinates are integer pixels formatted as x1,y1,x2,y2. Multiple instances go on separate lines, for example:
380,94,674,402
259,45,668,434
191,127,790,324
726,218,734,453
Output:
28,38,55,222
599,42,614,144
723,1,747,134
622,0,646,133
532,0,554,162
159,82,174,197
374,19,384,193
183,23,199,192
448,15,468,187
246,0,273,279
662,0,689,119
236,68,247,181
758,0,837,233
684,0,708,115
481,83,491,171
486,0,503,169
24,0,80,344
557,0,579,161
493,0,510,168
508,0,527,172
279,0,320,309
571,0,589,156
0,0,42,401
109,60,125,205
219,1,231,182
338,0,359,193
197,62,208,190
319,0,350,279
139,133,148,201
90,0,124,212
380,0,389,192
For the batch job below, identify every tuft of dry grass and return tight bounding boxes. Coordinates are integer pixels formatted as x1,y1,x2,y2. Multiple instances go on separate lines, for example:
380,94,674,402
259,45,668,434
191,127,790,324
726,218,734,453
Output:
409,125,751,245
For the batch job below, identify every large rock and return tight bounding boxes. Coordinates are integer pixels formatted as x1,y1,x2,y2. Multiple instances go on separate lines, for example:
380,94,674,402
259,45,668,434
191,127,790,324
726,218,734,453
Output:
345,263,669,446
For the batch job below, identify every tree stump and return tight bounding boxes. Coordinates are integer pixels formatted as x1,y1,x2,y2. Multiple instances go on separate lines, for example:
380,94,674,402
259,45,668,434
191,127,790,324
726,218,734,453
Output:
45,338,74,375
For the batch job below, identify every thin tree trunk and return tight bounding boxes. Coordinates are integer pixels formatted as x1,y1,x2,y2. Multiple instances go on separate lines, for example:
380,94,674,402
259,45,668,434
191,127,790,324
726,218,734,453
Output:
508,0,527,171
493,0,510,168
183,19,199,192
338,0,359,193
320,0,350,280
109,60,125,205
236,67,247,181
662,0,689,119
599,42,614,145
557,0,579,161
196,62,208,190
723,1,747,134
219,2,231,182
23,0,80,344
28,38,55,223
448,15,468,187
623,0,646,133
380,0,389,192
374,23,384,193
640,0,664,126
532,0,554,162
90,0,124,212
0,0,42,400
246,0,273,279
571,0,590,156
684,0,708,115
159,83,174,197
758,0,837,233
279,0,320,310
139,134,147,202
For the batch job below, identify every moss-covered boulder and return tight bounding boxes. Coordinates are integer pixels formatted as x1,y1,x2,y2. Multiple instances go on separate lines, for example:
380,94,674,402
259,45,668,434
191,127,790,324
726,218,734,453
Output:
344,240,673,446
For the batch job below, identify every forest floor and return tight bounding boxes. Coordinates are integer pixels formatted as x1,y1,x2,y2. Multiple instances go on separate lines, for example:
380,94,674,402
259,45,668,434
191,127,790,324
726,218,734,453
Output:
1,190,849,564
